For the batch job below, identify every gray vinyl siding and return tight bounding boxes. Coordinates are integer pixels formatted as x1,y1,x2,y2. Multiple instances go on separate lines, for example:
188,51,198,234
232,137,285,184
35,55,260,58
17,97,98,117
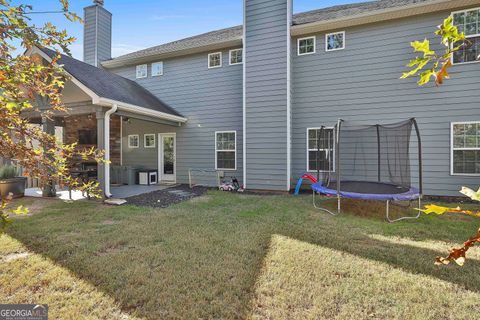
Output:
244,0,291,190
122,119,177,170
110,49,243,185
83,7,95,65
291,10,480,196
83,5,111,67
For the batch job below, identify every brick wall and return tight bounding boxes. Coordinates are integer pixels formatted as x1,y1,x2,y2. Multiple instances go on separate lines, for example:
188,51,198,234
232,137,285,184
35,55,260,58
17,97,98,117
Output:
110,115,121,165
64,114,121,165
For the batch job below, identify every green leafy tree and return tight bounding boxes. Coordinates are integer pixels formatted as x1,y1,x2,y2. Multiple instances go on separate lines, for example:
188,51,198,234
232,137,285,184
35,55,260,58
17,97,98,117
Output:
0,0,105,231
402,16,479,265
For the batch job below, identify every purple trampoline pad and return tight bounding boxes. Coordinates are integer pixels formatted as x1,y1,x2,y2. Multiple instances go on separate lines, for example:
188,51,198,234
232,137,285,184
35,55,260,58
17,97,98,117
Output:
311,181,420,201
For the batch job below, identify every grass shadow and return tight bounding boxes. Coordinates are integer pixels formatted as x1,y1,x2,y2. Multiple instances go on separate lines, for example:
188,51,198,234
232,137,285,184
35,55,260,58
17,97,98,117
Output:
248,234,480,319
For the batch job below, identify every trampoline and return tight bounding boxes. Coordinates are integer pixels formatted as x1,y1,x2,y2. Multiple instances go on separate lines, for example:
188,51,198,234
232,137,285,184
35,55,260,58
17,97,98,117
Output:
311,118,422,222
312,181,419,202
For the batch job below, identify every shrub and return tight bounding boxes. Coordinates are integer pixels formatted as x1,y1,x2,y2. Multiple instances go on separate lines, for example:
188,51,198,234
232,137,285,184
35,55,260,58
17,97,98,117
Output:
0,165,17,179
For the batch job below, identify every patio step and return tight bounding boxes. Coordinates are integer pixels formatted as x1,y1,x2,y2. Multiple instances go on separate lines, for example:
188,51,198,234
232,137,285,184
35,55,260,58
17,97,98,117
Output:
104,198,127,206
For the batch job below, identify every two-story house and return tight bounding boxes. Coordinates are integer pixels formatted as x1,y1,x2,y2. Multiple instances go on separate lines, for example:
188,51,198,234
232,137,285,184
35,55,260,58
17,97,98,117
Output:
27,0,480,197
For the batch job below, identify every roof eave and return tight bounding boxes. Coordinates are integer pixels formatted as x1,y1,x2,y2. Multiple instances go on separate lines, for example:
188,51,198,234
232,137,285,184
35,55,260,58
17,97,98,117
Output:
96,98,187,123
291,0,478,36
27,46,187,123
102,37,243,68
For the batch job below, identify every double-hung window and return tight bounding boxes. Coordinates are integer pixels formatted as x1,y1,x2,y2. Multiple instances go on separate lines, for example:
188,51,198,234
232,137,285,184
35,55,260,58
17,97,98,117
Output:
152,62,164,76
136,64,147,78
208,52,222,68
144,134,156,148
307,128,335,172
128,134,139,148
325,31,345,51
298,36,316,55
451,122,480,175
452,8,480,64
229,49,243,65
215,131,236,170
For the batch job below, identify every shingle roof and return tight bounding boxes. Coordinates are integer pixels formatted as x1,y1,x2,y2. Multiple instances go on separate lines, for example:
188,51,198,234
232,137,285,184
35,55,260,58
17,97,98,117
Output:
107,0,434,65
112,26,243,63
292,0,431,25
39,47,183,118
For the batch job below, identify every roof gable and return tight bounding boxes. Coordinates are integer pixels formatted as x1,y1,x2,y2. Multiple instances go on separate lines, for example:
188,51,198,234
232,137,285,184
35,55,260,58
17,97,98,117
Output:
38,47,183,118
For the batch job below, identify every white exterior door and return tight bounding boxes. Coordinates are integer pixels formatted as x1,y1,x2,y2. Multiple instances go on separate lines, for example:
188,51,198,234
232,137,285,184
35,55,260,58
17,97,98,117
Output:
158,133,176,182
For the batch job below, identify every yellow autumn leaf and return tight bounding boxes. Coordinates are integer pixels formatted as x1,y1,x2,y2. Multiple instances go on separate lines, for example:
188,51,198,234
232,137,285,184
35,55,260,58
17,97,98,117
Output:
411,39,435,56
12,205,29,215
415,204,459,215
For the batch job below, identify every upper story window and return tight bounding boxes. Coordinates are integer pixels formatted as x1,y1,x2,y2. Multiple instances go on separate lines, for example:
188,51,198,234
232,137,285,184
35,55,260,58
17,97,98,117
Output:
208,52,222,69
452,8,480,64
298,36,316,55
307,128,335,172
451,121,480,175
136,64,147,78
215,131,236,170
325,31,345,51
229,49,243,65
152,62,164,76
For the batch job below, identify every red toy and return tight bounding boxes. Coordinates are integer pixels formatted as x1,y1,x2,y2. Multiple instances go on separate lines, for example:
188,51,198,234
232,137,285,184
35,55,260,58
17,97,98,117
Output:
294,173,318,195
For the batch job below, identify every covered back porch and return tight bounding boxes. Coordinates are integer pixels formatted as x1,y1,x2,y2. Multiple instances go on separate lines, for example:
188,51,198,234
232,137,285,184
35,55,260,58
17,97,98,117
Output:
24,46,187,199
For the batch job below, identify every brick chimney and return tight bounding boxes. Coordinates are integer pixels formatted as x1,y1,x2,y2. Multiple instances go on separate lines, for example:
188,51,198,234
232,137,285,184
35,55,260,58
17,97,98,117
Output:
83,0,112,67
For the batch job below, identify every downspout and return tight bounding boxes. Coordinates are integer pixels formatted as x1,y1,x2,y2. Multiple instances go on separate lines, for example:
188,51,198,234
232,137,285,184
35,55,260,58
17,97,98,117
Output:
104,103,118,198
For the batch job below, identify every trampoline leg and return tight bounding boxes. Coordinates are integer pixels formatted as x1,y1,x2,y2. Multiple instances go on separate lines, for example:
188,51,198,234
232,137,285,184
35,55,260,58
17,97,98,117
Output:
312,191,338,216
386,197,422,223
386,200,390,221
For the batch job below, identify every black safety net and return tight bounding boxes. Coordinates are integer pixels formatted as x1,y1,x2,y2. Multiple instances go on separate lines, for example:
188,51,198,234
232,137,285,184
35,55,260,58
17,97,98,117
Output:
315,118,422,194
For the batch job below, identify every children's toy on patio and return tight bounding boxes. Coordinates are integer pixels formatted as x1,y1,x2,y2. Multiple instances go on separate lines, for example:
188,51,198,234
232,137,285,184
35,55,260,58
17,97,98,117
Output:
219,177,243,192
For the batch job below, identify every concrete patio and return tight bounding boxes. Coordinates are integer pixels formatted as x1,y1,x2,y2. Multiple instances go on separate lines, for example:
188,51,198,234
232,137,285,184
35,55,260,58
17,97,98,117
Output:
110,184,174,198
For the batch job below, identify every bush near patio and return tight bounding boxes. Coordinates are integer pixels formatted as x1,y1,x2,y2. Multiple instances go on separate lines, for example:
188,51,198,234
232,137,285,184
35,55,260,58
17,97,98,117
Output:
401,16,480,266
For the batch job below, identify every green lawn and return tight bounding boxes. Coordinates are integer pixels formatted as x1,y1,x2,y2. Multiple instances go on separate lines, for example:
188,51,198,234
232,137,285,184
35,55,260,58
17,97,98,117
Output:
1,192,480,319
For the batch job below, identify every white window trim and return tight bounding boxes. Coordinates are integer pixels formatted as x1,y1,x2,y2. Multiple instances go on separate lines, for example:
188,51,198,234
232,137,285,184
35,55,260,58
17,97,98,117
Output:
144,133,156,148
151,61,164,76
297,36,316,56
208,52,222,69
325,31,346,52
450,7,480,65
215,130,237,171
128,134,139,148
306,127,336,172
229,48,243,65
450,121,480,176
136,64,147,79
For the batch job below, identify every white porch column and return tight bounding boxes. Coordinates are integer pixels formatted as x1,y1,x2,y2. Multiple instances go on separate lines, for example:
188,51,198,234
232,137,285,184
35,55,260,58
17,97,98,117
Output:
42,116,57,197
